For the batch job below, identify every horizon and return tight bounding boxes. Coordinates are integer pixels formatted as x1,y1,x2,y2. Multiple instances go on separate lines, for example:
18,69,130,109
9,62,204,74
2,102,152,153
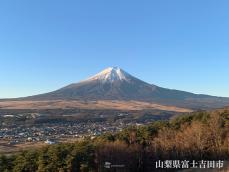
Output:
1,66,228,99
1,1,229,98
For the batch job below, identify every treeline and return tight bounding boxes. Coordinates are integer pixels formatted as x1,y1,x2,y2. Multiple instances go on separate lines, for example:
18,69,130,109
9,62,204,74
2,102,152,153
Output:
0,109,228,172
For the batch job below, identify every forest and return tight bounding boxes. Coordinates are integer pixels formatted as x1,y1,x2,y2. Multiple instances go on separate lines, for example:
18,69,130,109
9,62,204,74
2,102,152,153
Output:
0,108,228,172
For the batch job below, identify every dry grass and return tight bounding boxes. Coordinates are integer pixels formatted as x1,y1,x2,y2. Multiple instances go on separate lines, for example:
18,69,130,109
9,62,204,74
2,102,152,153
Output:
0,100,192,113
0,138,84,155
0,140,45,155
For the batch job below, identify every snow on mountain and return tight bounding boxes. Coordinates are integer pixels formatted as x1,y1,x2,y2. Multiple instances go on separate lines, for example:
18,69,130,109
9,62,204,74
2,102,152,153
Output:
85,67,130,83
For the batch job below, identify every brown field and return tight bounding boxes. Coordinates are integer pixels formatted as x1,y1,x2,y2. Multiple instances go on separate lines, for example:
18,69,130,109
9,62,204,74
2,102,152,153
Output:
0,140,45,155
0,138,82,155
0,100,192,113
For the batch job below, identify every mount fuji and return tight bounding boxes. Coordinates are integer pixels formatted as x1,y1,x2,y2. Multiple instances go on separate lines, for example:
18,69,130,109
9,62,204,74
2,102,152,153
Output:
21,67,229,110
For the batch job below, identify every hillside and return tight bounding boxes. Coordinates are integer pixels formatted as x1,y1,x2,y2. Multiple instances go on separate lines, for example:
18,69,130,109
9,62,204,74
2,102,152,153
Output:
0,100,192,112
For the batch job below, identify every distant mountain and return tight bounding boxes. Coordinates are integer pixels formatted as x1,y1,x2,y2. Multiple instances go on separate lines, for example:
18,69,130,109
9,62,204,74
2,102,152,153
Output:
21,67,229,110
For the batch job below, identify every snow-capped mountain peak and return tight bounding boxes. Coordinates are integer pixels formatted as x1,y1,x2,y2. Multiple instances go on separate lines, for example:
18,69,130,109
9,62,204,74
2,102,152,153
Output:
86,67,130,83
22,67,229,110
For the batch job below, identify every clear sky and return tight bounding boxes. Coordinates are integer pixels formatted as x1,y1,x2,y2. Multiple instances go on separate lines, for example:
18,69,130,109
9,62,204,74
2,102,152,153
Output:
0,0,229,98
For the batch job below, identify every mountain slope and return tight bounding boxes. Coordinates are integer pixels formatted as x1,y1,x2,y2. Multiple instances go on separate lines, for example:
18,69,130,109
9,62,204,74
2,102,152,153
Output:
22,67,229,109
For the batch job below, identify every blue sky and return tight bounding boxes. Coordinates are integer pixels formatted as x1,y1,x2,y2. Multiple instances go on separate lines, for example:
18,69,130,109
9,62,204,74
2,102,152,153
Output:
0,0,229,98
